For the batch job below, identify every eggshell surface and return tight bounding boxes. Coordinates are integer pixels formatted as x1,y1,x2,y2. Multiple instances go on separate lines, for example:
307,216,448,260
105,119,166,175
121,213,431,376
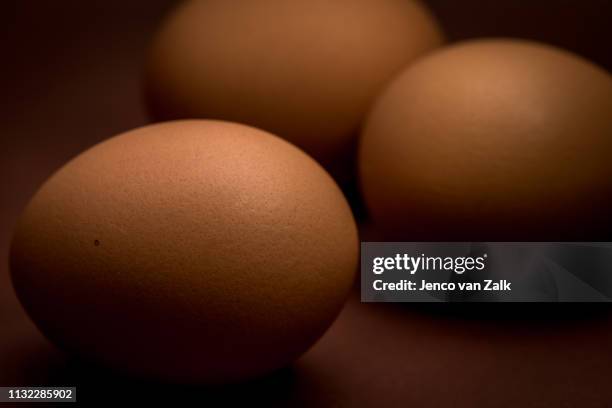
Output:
145,0,444,179
359,40,612,240
10,120,358,384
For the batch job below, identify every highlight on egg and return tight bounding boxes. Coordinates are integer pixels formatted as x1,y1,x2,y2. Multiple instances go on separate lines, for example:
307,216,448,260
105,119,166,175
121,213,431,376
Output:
10,120,358,384
359,39,612,241
145,0,444,182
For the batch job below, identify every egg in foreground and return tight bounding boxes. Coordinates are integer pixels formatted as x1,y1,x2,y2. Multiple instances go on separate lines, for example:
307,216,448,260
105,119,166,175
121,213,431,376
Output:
359,39,612,240
10,120,358,383
145,0,444,181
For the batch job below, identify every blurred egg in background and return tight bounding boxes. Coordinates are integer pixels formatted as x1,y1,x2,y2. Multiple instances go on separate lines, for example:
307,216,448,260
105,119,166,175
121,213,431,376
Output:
359,39,612,241
145,0,444,188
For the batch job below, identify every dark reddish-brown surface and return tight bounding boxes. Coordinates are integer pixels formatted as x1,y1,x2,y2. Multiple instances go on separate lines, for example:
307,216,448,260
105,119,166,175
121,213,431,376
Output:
2,1,612,406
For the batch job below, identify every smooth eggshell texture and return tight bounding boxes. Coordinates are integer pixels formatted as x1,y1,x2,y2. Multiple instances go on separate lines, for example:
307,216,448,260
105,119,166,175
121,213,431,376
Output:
145,0,443,180
10,120,358,384
360,39,612,240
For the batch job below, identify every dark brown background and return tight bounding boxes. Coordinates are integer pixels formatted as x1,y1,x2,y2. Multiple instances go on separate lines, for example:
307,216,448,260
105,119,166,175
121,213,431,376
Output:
2,1,612,406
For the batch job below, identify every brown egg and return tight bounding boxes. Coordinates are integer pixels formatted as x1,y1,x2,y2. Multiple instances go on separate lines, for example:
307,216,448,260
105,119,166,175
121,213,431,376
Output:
10,120,358,384
359,39,612,240
145,0,443,181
